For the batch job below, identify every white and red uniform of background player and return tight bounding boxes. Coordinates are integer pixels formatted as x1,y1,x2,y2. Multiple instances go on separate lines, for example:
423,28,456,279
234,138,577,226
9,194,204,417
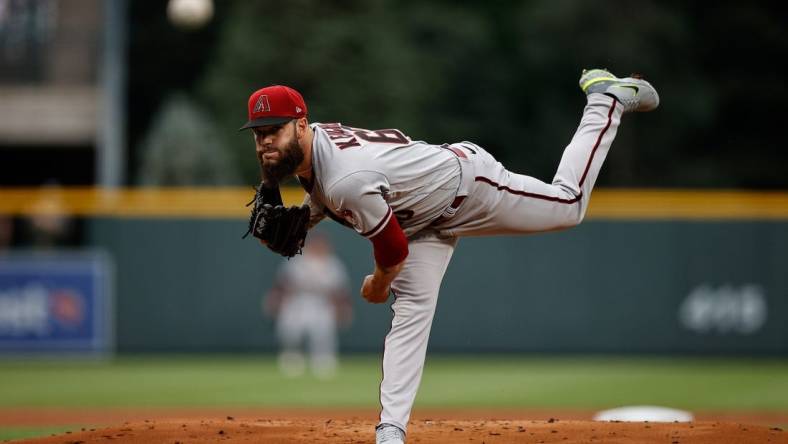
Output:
241,73,657,440
264,234,351,379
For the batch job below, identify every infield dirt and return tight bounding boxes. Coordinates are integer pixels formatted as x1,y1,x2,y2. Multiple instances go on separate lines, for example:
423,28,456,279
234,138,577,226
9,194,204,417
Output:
3,408,787,443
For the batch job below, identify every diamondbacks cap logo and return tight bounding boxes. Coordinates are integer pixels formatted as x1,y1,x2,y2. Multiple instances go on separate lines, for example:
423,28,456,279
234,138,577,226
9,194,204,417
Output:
253,95,271,113
241,85,308,130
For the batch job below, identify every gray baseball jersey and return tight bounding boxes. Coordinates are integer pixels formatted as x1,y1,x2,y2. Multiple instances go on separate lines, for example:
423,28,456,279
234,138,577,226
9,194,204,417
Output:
302,123,462,238
298,94,626,434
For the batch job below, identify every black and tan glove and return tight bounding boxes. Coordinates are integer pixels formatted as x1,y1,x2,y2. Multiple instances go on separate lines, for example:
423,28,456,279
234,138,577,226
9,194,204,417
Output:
243,181,310,258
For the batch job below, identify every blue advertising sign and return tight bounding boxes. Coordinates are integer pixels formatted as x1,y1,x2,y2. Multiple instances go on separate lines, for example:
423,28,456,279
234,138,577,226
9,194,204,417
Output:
0,251,113,355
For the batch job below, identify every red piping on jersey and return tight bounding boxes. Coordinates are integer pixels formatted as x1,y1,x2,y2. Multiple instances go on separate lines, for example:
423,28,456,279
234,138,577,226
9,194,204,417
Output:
475,96,617,204
370,215,409,268
474,176,583,203
361,207,393,237
578,96,617,186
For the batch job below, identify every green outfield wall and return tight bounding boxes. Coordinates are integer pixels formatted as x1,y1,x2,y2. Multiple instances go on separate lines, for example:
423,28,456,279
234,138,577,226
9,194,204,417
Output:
86,218,787,354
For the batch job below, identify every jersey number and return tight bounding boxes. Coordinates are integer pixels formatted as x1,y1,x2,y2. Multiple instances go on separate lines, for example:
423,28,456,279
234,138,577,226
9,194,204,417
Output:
354,129,409,145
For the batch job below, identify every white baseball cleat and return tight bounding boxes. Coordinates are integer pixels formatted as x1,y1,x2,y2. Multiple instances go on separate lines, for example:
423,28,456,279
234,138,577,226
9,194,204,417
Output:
376,423,406,444
579,68,660,113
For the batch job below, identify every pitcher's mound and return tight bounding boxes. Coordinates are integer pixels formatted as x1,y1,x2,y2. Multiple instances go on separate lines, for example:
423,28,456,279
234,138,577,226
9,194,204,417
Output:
13,417,786,443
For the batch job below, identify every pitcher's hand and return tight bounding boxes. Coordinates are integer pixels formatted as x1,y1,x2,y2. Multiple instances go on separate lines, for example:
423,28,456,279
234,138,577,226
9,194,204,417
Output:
361,274,390,304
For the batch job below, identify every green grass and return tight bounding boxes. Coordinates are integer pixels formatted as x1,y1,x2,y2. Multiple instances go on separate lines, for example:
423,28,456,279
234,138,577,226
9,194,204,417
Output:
0,427,76,442
0,354,787,411
419,356,788,410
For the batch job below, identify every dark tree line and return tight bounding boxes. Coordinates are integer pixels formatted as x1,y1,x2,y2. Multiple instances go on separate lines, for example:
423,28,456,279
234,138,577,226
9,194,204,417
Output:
129,1,786,188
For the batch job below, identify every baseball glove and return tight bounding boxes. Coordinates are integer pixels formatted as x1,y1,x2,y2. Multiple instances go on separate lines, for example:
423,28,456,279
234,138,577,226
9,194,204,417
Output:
243,181,310,258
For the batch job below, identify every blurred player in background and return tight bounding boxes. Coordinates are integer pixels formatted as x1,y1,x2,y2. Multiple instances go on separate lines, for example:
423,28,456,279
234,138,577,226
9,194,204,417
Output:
263,233,352,378
17,182,79,249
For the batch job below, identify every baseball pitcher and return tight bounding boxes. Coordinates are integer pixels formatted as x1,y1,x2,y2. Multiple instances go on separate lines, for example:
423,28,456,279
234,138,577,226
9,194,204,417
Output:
241,69,659,444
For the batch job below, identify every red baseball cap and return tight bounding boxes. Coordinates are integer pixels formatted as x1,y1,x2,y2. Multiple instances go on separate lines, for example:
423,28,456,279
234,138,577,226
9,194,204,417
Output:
239,85,307,130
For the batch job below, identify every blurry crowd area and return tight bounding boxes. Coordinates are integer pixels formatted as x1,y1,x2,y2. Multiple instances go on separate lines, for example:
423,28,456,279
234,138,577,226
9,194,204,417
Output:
0,1,786,250
1,1,786,189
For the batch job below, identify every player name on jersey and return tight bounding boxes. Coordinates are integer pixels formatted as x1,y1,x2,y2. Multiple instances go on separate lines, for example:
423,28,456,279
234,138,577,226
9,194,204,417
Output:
319,123,361,149
318,123,411,150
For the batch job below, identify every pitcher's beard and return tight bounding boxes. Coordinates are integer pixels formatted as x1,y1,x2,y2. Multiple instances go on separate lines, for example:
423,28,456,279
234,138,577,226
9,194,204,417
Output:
261,138,304,183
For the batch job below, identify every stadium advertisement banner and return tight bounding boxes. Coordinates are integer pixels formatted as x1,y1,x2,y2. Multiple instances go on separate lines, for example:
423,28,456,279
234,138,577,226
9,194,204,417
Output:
0,251,113,355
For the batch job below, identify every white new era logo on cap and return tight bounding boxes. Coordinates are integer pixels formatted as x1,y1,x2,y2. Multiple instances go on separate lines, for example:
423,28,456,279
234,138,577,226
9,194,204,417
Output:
295,106,302,113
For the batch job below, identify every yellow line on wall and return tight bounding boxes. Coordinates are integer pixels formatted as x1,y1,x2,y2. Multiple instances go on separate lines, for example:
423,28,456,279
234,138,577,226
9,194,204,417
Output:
0,187,305,218
0,187,787,220
587,189,788,220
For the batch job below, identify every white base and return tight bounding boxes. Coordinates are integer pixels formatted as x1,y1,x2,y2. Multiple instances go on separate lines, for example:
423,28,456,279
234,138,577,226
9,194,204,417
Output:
593,405,694,422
